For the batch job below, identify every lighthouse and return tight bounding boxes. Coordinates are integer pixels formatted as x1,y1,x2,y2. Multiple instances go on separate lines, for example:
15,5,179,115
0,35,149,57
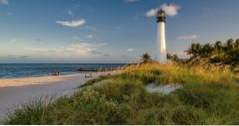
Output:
156,9,167,63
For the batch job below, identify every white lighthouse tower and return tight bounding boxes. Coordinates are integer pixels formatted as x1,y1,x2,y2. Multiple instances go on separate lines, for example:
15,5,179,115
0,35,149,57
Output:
156,9,167,63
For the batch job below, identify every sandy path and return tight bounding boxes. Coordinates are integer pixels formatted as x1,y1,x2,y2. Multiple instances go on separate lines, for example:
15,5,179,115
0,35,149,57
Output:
0,72,108,121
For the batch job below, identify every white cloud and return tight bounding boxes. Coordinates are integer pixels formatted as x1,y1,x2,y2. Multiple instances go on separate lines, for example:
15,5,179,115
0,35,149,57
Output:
146,8,158,17
29,42,107,57
127,48,135,52
65,43,97,56
146,3,181,17
177,34,198,40
87,34,93,39
126,0,139,3
161,3,181,16
0,0,8,5
56,19,86,28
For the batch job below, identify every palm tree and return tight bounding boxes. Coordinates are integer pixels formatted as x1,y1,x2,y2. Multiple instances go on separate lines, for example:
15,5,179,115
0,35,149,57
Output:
186,43,196,56
195,43,202,56
183,38,239,68
167,53,179,62
226,39,234,50
202,43,212,57
187,43,195,55
141,53,152,63
187,43,202,57
235,39,239,48
215,41,222,50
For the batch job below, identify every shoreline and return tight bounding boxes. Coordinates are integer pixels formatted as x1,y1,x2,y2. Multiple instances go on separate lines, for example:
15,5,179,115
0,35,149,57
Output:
0,72,97,88
0,71,78,79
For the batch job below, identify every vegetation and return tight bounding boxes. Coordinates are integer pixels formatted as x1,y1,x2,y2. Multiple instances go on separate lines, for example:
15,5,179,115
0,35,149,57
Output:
141,52,152,63
4,62,239,125
168,38,239,71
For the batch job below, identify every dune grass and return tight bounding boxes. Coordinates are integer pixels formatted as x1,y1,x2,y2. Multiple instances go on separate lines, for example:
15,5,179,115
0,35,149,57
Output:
4,63,239,125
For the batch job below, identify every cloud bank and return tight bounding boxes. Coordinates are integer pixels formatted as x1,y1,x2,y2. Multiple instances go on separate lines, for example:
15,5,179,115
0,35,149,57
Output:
146,3,181,17
146,8,158,17
161,3,181,16
29,42,107,58
126,0,139,3
177,34,198,40
56,19,86,28
87,34,93,39
0,0,8,5
127,48,135,52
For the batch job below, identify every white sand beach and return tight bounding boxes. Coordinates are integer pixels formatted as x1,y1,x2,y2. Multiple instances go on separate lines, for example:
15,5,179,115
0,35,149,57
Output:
0,72,111,121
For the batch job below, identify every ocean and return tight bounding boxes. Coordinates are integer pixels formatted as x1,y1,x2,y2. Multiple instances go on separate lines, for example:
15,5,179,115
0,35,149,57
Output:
0,63,125,79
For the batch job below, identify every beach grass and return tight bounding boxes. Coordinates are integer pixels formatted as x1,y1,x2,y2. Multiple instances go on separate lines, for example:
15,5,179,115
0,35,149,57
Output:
4,62,239,125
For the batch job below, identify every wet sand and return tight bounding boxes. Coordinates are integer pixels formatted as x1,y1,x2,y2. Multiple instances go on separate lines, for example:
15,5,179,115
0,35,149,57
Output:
0,72,110,121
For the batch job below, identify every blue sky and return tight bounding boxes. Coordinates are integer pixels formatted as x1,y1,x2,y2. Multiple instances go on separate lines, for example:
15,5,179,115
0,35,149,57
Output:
0,0,238,63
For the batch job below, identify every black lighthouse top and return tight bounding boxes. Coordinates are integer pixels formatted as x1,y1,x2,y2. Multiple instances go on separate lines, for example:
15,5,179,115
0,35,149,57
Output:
157,9,166,23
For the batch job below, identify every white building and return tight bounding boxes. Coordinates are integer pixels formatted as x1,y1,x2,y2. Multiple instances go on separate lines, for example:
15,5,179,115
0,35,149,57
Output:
156,9,167,63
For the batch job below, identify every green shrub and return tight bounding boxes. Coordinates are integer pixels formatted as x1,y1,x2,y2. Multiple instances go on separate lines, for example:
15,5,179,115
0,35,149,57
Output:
132,107,171,125
172,106,206,125
5,99,51,125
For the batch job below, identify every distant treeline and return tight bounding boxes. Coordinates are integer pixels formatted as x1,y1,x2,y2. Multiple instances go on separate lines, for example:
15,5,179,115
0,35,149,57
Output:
168,38,239,71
